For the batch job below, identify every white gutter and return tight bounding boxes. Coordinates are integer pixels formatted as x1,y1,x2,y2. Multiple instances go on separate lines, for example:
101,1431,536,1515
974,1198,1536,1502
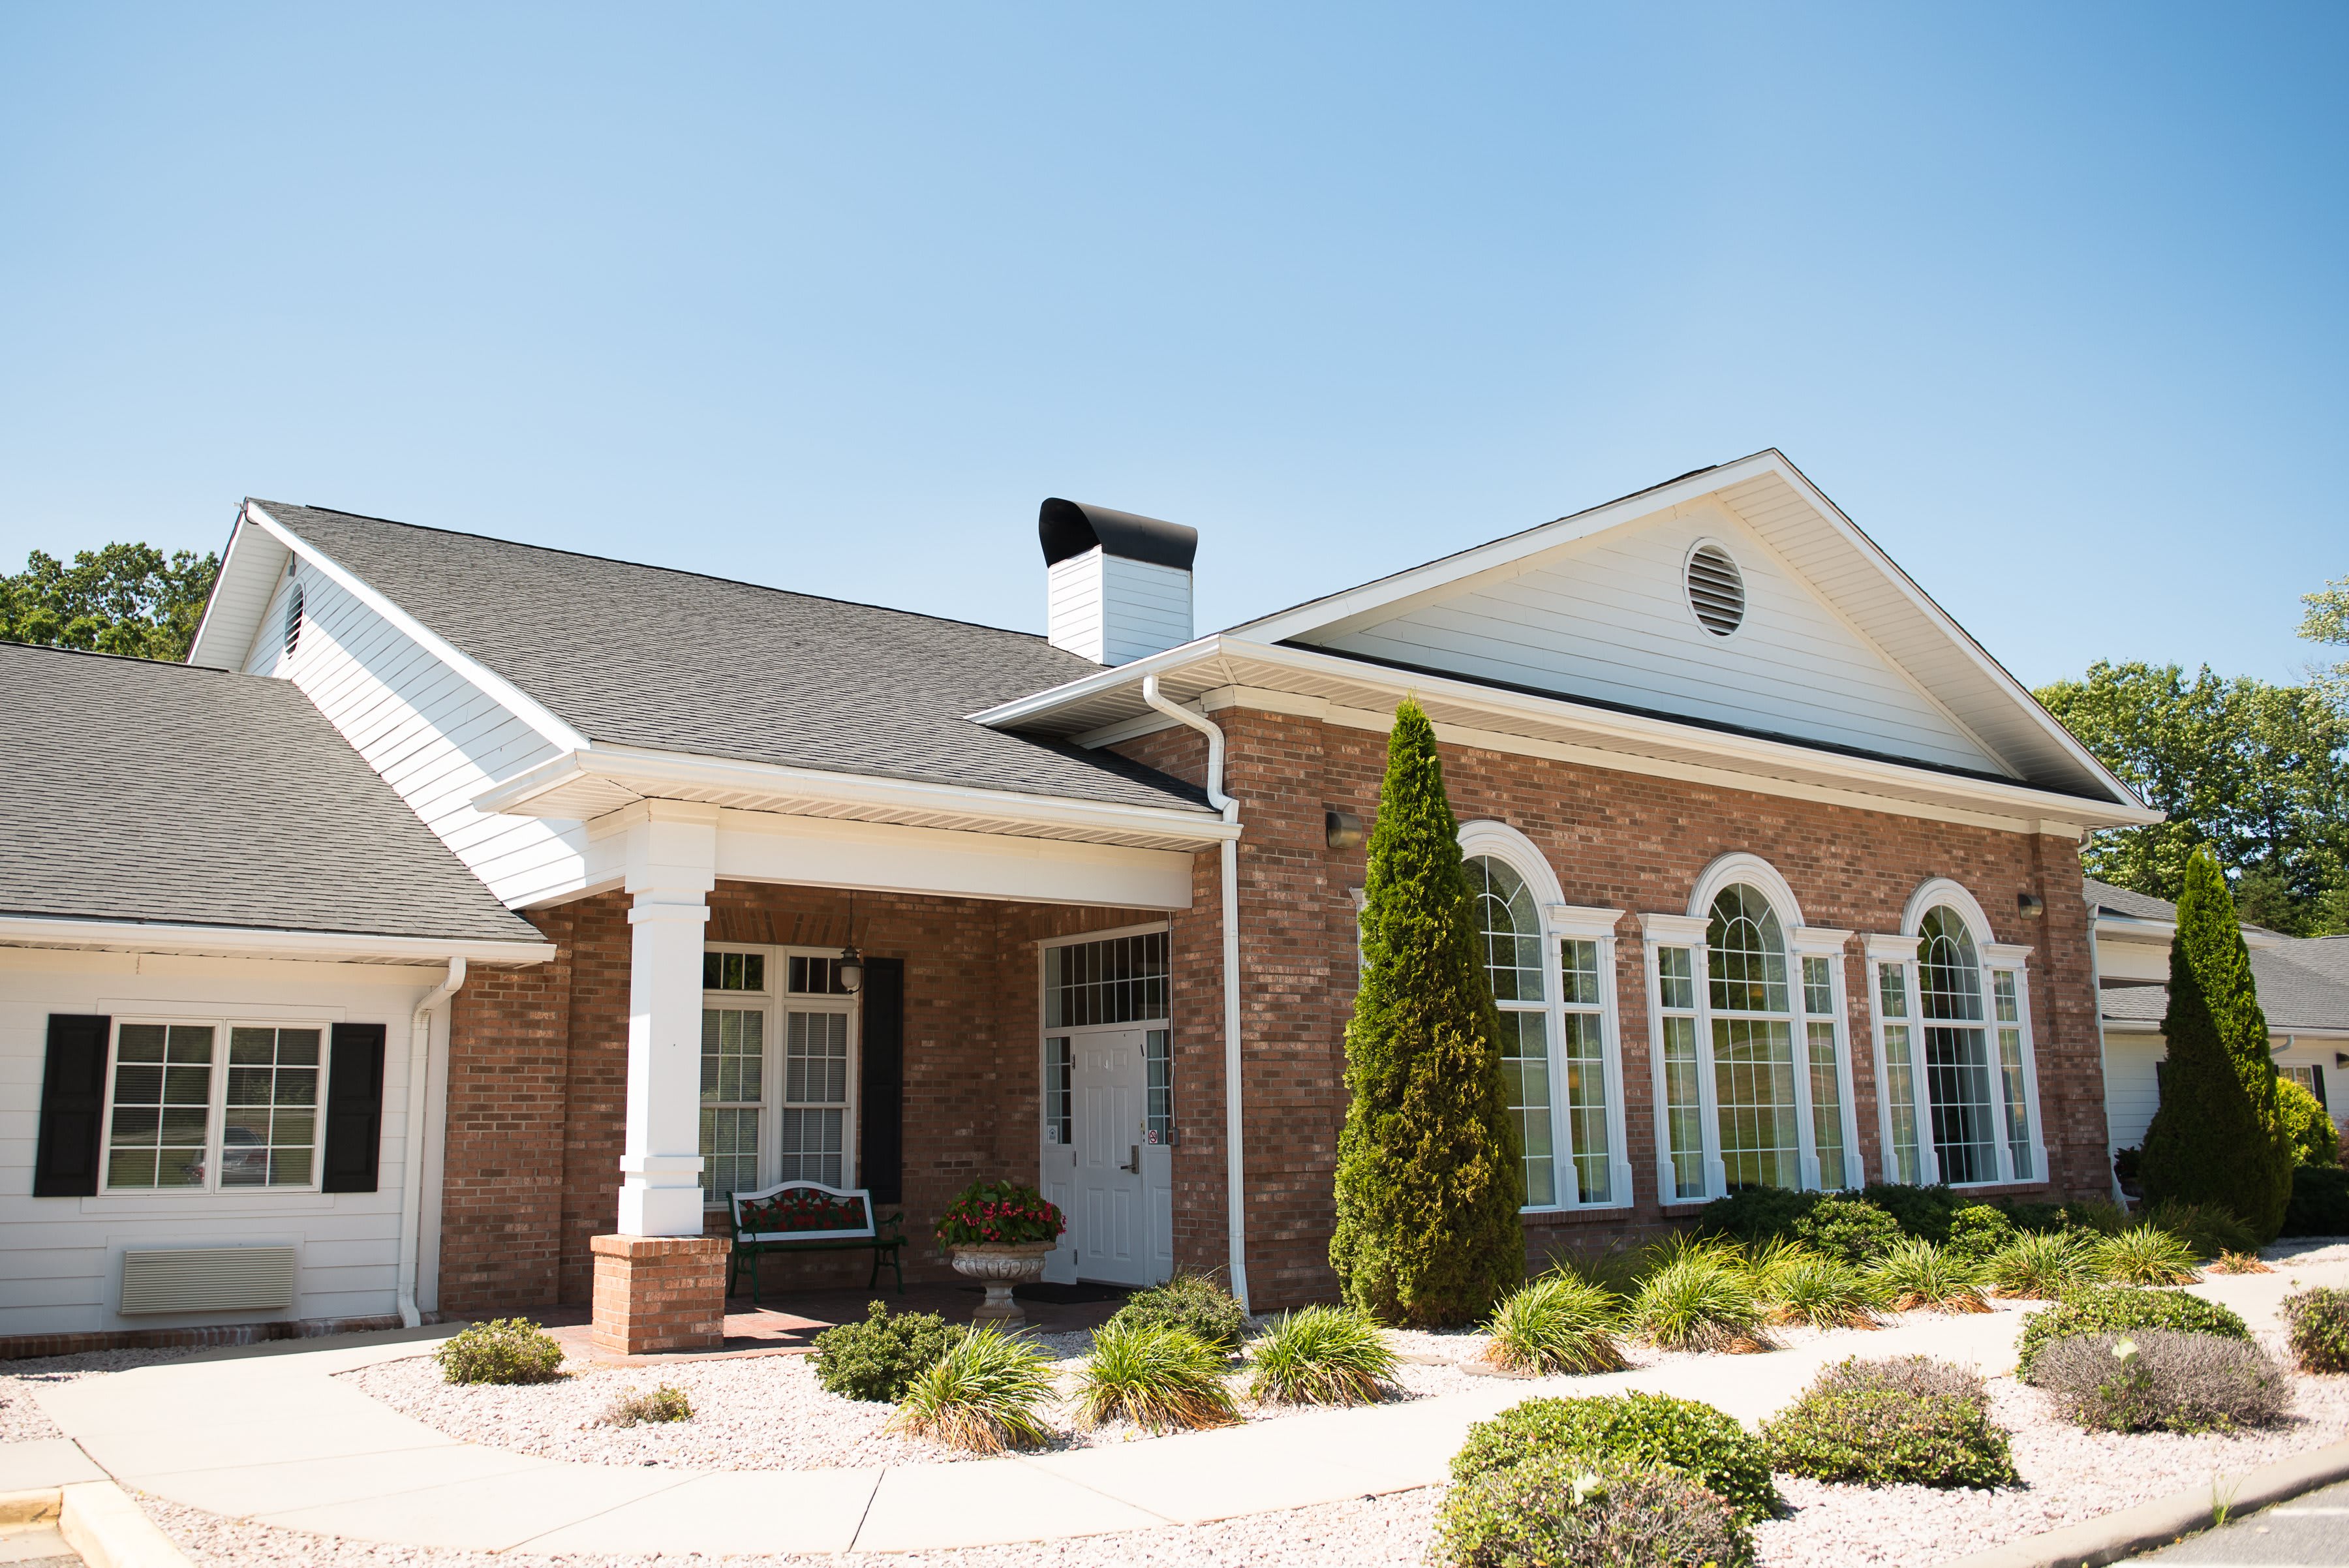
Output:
1139,674,1250,1311
398,959,467,1327
0,915,555,967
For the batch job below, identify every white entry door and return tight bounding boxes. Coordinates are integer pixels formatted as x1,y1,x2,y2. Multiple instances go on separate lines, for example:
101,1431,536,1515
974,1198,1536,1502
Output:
1039,1027,1168,1287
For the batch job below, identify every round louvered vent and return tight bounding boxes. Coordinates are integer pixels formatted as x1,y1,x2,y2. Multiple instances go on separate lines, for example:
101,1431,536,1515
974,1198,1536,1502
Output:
1685,544,1745,637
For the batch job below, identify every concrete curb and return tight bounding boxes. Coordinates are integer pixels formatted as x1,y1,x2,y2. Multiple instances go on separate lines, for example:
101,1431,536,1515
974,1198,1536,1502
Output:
1941,1437,2349,1568
0,1488,63,1526
49,1481,198,1568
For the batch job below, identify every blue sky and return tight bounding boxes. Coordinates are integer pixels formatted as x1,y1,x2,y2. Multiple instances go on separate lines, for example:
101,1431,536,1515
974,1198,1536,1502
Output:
3,3,2342,687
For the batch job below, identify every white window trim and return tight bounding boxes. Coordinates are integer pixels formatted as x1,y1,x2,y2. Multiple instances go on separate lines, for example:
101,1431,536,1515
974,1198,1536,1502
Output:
701,942,863,1208
1864,932,1930,1185
1985,940,2049,1185
1789,925,1863,1191
1886,878,2046,1190
97,1015,330,1197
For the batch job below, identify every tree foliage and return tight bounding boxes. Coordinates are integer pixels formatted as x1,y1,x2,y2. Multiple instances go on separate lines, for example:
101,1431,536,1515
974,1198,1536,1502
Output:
1,543,219,663
2138,848,2294,1239
1329,699,1524,1326
2035,660,2349,934
2304,573,2349,711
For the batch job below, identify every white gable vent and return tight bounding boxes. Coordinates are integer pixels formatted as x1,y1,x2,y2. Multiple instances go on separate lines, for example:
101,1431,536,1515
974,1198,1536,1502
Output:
1685,543,1746,637
1040,499,1198,666
119,1246,297,1315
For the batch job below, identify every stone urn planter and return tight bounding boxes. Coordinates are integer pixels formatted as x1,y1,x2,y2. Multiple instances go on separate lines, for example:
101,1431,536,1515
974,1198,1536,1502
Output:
947,1241,1055,1323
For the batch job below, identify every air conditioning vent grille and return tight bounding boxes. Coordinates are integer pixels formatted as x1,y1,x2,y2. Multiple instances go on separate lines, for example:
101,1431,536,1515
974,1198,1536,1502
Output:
119,1246,297,1315
1686,545,1746,637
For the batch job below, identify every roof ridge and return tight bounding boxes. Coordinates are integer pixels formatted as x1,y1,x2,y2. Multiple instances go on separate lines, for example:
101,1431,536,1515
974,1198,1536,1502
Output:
0,638,247,675
253,499,1063,649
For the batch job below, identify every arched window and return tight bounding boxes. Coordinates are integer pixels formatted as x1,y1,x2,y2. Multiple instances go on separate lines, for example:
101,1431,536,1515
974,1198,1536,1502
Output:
1706,884,1801,1191
1919,904,1999,1184
1469,855,1554,1206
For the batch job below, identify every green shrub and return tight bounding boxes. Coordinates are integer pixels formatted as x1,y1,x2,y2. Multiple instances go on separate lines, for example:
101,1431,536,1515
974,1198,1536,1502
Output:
2093,1225,2201,1286
1484,1275,1625,1374
1432,1454,1755,1568
1810,1354,1984,1403
1451,1392,1781,1523
1328,699,1525,1327
812,1300,965,1403
1546,1240,1648,1306
1764,1387,2017,1489
2282,1286,2349,1374
1695,1186,1819,1246
604,1383,692,1426
1101,1272,1248,1353
2014,1286,2252,1381
1997,1200,2074,1235
2279,1076,2341,1167
2140,1199,2258,1261
1247,1304,1397,1406
1790,1195,1905,1263
1944,1204,2018,1261
1757,1250,1881,1330
1867,1238,1988,1313
435,1317,566,1385
2285,1167,2349,1237
1861,1182,1963,1244
1986,1231,2092,1299
2032,1330,2291,1433
2061,1197,2130,1236
889,1325,1055,1453
1626,1241,1768,1351
1073,1319,1240,1432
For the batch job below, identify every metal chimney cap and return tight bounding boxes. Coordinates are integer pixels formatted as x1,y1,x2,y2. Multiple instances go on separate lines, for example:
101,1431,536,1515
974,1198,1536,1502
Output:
1039,499,1198,571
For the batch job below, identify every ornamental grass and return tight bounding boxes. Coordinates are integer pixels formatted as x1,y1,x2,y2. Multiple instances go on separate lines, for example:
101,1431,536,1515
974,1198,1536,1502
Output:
1246,1304,1397,1406
1866,1238,1989,1314
2094,1225,2202,1287
889,1325,1056,1453
1625,1240,1770,1351
1984,1230,2093,1300
2208,1250,2273,1276
1072,1319,1240,1432
1755,1248,1882,1330
1482,1274,1627,1375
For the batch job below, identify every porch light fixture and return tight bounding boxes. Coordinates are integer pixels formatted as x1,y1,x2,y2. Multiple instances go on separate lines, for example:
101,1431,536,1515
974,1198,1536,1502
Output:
836,944,865,995
2017,893,2045,920
1325,810,1366,851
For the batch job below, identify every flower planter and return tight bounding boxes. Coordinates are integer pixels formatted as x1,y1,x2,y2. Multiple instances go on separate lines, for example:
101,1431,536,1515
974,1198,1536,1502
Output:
947,1241,1055,1323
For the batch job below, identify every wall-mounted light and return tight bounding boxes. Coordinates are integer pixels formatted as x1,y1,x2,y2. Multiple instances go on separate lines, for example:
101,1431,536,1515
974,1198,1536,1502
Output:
1326,809,1366,851
2017,893,2046,920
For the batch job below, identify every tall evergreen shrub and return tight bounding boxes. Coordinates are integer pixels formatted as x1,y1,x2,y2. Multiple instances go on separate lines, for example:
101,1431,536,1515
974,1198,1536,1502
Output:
2140,848,2294,1238
1329,699,1524,1325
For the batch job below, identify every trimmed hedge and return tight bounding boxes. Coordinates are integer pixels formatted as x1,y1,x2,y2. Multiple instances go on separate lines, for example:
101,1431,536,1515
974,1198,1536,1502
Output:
1792,1195,1906,1263
1433,1454,1755,1568
1764,1387,2018,1489
2282,1286,2349,1374
435,1317,564,1385
1451,1392,1779,1522
812,1300,964,1403
1101,1272,1248,1353
2015,1287,2251,1382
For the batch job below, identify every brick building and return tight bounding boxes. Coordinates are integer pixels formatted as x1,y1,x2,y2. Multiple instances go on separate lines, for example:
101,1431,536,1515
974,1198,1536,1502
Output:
16,450,2158,1350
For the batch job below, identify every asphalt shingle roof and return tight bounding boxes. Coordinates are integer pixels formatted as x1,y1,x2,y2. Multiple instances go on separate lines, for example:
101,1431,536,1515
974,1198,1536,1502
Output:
0,643,542,945
254,503,1209,816
2090,878,2349,1033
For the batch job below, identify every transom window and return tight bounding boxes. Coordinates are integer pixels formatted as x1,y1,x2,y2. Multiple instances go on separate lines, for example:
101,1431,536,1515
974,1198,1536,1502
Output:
1045,932,1169,1028
103,1020,322,1192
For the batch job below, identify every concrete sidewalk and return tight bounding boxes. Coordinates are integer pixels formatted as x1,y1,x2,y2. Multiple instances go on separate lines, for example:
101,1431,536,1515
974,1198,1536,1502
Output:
18,1261,2346,1556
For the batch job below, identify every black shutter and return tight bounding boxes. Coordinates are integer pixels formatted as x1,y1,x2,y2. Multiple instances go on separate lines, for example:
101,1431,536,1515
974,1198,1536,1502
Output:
322,1022,388,1193
33,1014,110,1197
859,957,904,1204
2311,1067,2331,1113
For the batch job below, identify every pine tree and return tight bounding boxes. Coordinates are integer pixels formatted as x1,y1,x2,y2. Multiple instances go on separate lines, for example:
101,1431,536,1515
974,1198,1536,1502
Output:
1328,699,1524,1325
2140,847,2294,1238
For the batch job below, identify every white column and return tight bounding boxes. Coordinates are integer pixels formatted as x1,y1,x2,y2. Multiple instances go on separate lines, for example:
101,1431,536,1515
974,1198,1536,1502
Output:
618,802,719,1237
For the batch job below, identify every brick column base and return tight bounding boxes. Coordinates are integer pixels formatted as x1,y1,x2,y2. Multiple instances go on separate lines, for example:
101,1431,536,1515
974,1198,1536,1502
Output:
590,1234,729,1356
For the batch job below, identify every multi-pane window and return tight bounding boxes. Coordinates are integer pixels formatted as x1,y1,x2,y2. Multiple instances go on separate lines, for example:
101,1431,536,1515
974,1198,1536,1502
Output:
705,951,766,992
223,1027,321,1188
1144,1029,1174,1144
1045,932,1169,1027
700,1007,764,1204
780,1010,850,1185
700,945,861,1205
1472,856,1554,1208
1560,940,1610,1204
1656,947,1706,1201
1993,971,2033,1180
1875,962,1923,1184
788,955,852,996
2284,1063,2331,1114
1802,957,1849,1191
1043,1036,1073,1145
107,1024,216,1190
1920,906,1999,1185
1708,885,1800,1192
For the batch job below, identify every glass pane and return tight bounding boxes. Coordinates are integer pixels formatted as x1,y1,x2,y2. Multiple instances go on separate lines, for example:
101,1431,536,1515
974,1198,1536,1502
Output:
776,1106,845,1186
1708,885,1789,1013
278,1029,320,1066
1562,1009,1610,1204
1468,858,1544,1004
1663,1015,1706,1200
1920,908,1984,1022
785,1011,848,1105
1497,1009,1554,1207
167,1025,215,1062
699,1105,761,1204
1045,1036,1073,1145
1045,932,1171,1027
230,1026,275,1065
1807,1020,1847,1190
1877,962,1910,1020
108,1023,214,1191
1883,1022,1921,1184
1713,1017,1799,1190
1559,940,1603,1007
1926,1024,2000,1184
1994,972,2030,1178
1657,947,1696,1013
117,1024,166,1063
1802,955,1834,1017
1145,1029,1173,1142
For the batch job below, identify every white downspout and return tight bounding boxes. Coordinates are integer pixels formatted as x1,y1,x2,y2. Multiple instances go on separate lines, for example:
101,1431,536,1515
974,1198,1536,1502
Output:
1140,675,1249,1312
2085,897,2125,1207
398,957,467,1328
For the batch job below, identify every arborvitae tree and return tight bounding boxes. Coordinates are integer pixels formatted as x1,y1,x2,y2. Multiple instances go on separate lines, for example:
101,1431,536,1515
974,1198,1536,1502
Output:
1328,699,1524,1325
2140,847,2295,1238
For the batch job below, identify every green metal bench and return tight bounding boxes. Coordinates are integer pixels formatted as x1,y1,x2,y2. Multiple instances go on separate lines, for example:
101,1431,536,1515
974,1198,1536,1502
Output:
726,1179,906,1304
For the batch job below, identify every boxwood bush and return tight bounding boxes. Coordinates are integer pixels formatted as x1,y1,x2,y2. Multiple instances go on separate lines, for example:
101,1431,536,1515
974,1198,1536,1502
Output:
1764,1385,2018,1489
1944,1204,2018,1261
1451,1392,1779,1522
2282,1286,2349,1374
2014,1286,2250,1382
2032,1330,2290,1434
1432,1454,1755,1568
812,1299,966,1402
1101,1272,1248,1353
1790,1195,1907,1263
435,1317,566,1385
1861,1182,1963,1245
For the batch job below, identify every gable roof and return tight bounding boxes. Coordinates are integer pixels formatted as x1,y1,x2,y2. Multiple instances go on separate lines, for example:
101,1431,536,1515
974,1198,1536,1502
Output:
0,642,542,949
213,502,1210,820
2100,935,2349,1034
2086,876,2288,941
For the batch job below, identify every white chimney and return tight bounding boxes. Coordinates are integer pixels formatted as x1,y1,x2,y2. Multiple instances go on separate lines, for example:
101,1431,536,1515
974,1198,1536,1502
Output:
1039,498,1197,665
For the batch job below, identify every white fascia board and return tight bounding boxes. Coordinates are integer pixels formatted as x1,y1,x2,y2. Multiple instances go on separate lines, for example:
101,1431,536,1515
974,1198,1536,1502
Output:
0,914,555,966
474,743,1240,849
239,502,590,756
185,505,289,670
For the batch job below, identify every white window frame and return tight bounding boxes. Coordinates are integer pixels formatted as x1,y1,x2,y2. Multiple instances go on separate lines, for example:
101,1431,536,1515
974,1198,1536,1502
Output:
1882,878,2048,1190
700,942,861,1208
97,1015,329,1196
1459,820,1630,1213
1036,920,1175,1141
1642,852,1858,1205
1865,932,1931,1185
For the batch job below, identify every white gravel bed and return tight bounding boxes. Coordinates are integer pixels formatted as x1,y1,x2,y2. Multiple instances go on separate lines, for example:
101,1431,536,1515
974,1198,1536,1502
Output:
1,1347,194,1442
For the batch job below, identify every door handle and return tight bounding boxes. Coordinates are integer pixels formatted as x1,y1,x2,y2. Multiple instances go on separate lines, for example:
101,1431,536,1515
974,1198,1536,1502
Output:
1122,1145,1139,1175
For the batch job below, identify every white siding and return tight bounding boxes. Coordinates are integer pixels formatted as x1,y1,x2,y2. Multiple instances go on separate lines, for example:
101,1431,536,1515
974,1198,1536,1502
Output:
0,947,448,1336
2104,1031,2165,1152
1304,511,2001,774
245,562,589,908
1048,549,1193,666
